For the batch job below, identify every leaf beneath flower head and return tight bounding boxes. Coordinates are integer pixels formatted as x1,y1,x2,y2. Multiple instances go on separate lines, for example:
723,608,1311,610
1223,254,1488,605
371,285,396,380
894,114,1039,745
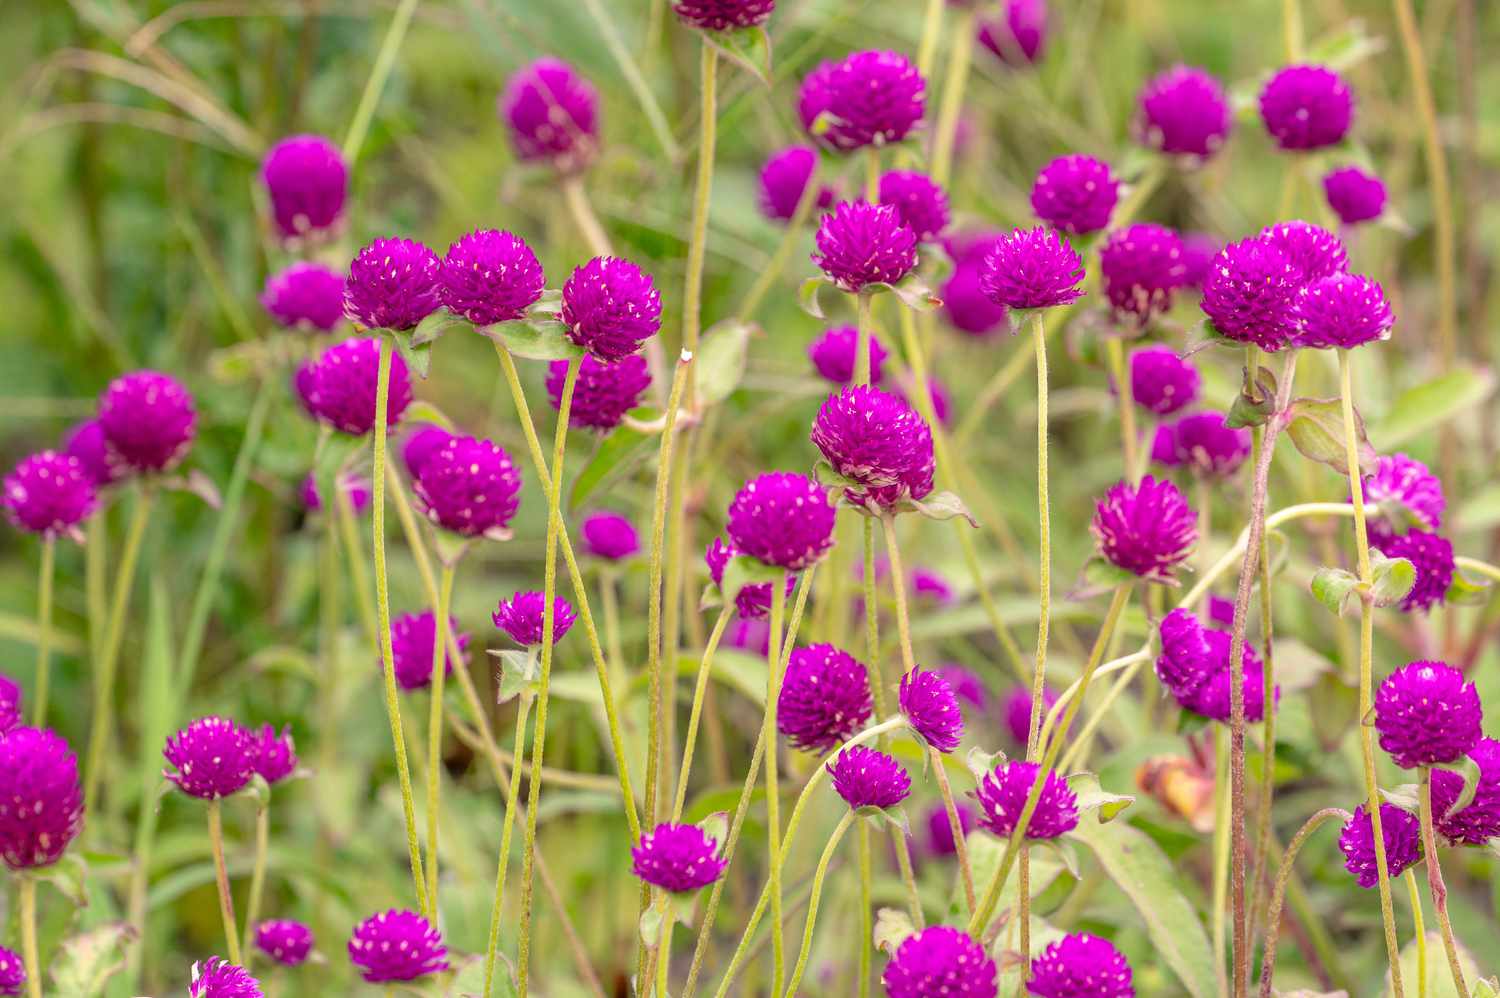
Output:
1066,771,1134,823
483,317,584,362
900,491,978,526
1446,568,1493,606
704,25,772,85
1436,754,1484,818
869,277,942,312
799,276,830,319
391,327,433,379
721,554,786,612
490,648,539,704
1284,396,1374,473
1310,565,1361,616
873,907,916,956
1367,552,1415,607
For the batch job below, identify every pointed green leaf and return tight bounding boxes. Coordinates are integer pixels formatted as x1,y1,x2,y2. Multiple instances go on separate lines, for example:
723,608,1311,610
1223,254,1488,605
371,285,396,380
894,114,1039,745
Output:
1446,568,1492,606
484,318,584,362
391,327,433,379
1066,772,1135,823
695,319,755,406
900,491,978,525
704,25,772,84
1436,754,1483,818
1310,566,1361,616
799,277,830,319
721,555,786,613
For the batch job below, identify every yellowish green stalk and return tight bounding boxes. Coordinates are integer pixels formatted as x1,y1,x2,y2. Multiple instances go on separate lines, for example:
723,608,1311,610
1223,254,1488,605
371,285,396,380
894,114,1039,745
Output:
207,799,242,965
423,562,455,910
782,812,857,998
930,8,977,185
765,571,789,994
482,692,533,998
1406,868,1429,998
19,876,40,998
31,537,54,724
1419,768,1470,997
1256,807,1350,997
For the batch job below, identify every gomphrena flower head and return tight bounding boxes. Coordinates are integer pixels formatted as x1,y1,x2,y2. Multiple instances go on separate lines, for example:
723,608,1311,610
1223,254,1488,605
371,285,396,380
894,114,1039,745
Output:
1259,220,1349,284
798,51,925,152
163,716,256,800
1129,345,1199,416
580,510,639,560
0,675,18,735
1183,649,1274,724
879,170,951,242
726,472,836,571
4,451,97,538
1293,272,1393,350
759,145,835,221
1323,166,1387,226
1030,155,1119,235
255,921,314,966
348,909,448,982
1137,65,1231,159
1099,223,1186,319
1361,453,1444,538
0,946,21,997
400,425,452,481
828,745,911,810
300,472,371,516
1374,660,1481,768
942,260,1010,337
1028,933,1134,998
925,800,977,856
439,229,545,326
1002,684,1057,746
1374,530,1454,613
916,570,957,606
65,420,121,488
705,537,796,619
260,135,347,241
0,726,84,869
387,611,469,691
631,822,726,892
1150,424,1181,468
98,371,197,473
560,256,663,361
261,262,346,332
414,434,522,538
979,226,1085,310
777,643,873,751
307,338,413,436
812,200,919,293
1169,411,1251,477
811,385,934,509
1431,738,1500,846
251,725,297,784
1091,475,1197,582
1199,237,1301,351
934,664,985,709
1178,233,1220,289
343,238,442,331
809,325,888,386
899,667,965,752
1259,64,1354,151
977,0,1048,66
500,58,599,174
1154,608,1222,705
292,362,321,419
1339,803,1421,888
673,0,774,30
493,591,577,647
548,353,651,431
974,760,1078,840
189,957,263,997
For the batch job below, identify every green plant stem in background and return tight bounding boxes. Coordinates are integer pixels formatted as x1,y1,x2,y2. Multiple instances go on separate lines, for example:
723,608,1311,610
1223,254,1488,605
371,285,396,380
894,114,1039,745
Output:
207,799,242,965
482,691,533,998
576,0,680,163
930,7,977,186
562,177,614,258
1406,868,1429,998
672,606,734,819
334,481,379,646
782,811,856,998
854,293,874,386
19,875,40,998
242,796,271,963
30,537,54,724
857,826,872,998
915,0,944,80
864,148,880,200
736,161,823,323
764,571,789,995
1212,724,1232,995
1419,767,1470,997
423,562,456,910
1256,807,1349,997
340,0,420,165
1105,338,1139,480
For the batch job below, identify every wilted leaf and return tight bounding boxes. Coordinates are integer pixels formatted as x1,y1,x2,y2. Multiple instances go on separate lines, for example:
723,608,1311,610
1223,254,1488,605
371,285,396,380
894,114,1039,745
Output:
870,277,941,312
901,491,978,525
50,923,137,998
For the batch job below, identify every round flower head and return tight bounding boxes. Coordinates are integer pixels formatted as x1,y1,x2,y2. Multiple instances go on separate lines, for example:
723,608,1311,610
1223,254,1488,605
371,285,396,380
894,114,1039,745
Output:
308,337,413,436
705,537,796,619
1099,223,1186,319
1129,345,1199,416
292,362,321,419
726,616,771,656
1199,237,1301,351
1293,272,1393,349
811,385,935,509
974,760,1078,840
1431,738,1500,845
1182,648,1274,724
879,170,951,242
812,200,919,293
1375,530,1454,613
493,591,577,647
64,420,120,488
439,229,545,326
300,472,372,516
260,135,347,241
0,675,18,735
255,920,314,966
977,0,1048,66
1137,65,1231,159
400,424,452,481
548,353,651,431
387,611,469,691
809,325,888,386
1339,803,1421,888
1091,475,1197,582
1030,155,1119,235
726,472,836,571
0,946,21,997
1002,684,1058,746
1028,932,1134,998
1170,411,1252,477
1374,660,1481,768
98,371,197,473
261,262,346,332
1323,166,1387,226
343,237,442,332
915,569,957,606
673,0,774,30
925,800,977,856
1149,423,1181,468
1259,220,1349,284
581,510,639,561
164,716,256,800
348,909,448,982
1178,233,1220,289
797,50,926,152
828,745,911,810
942,261,1009,337
4,451,96,538
1154,608,1225,704
189,957,263,997
631,822,726,892
759,145,835,221
1361,453,1445,539
414,434,522,538
0,727,83,869
560,256,663,361
777,643,873,751
899,667,965,752
1259,64,1353,151
251,724,297,784
500,58,599,174
979,226,1086,310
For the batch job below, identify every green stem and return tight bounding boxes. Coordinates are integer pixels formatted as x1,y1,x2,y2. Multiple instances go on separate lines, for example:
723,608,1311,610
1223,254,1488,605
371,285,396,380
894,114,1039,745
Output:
1407,868,1429,998
857,824,872,998
864,148,880,201
1106,338,1139,481
334,482,379,645
929,8,976,186
1419,768,1470,998
782,812,857,998
31,537,54,724
672,607,734,820
854,293,874,387
765,570,789,995
915,0,945,81
482,692,533,998
1212,725,1231,995
1454,556,1500,584
1256,807,1350,997
424,562,456,911
340,0,420,164
576,0,680,162
735,160,823,323
561,176,614,258
242,800,270,962
207,800,243,965
19,876,40,998
1025,308,1053,763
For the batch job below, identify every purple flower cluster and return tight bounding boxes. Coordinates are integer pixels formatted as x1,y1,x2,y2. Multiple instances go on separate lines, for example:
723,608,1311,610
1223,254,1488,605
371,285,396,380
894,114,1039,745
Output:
347,909,448,982
879,170,950,242
255,920,315,966
580,511,639,560
1374,661,1481,768
1129,345,1199,415
561,256,663,361
1323,166,1387,226
977,0,1047,66
924,800,977,856
974,760,1078,840
1155,609,1274,723
980,226,1086,310
302,337,413,436
549,353,652,431
758,146,836,221
299,471,371,516
0,726,84,869
1137,65,1231,159
777,643,872,751
1031,154,1118,235
1160,411,1252,477
387,611,469,691
1293,273,1393,350
705,537,796,619
631,822,726,892
260,135,347,242
261,262,346,332
493,591,577,647
1199,237,1303,351
828,745,911,810
1361,453,1445,540
811,385,935,509
0,675,19,735
65,420,121,488
1091,475,1197,582
1430,738,1500,846
798,51,926,152
413,434,522,538
1374,530,1454,613
164,716,256,800
1259,65,1354,151
1028,933,1135,997
251,724,297,784
1002,684,1058,746
1099,223,1187,320
189,957,263,997
343,237,442,331
98,371,198,473
726,472,836,571
0,946,22,997
812,200,919,293
4,451,97,539
500,58,599,175
1339,803,1421,888
899,667,965,752
809,325,888,386
439,229,545,326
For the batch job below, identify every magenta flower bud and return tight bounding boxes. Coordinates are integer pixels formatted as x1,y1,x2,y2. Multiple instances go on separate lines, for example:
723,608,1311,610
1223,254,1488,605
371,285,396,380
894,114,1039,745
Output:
439,229,545,326
261,262,346,332
924,800,977,856
1375,661,1481,768
4,451,97,538
1323,166,1387,226
879,170,951,242
811,385,934,509
64,420,121,488
828,745,911,810
0,727,83,869
631,822,727,892
1002,684,1058,746
1431,738,1500,846
1361,453,1445,539
300,472,371,516
1091,475,1197,582
1374,530,1454,613
1293,273,1393,350
759,146,835,221
1183,653,1275,724
797,51,926,152
1259,64,1354,151
343,237,442,332
809,325,888,386
882,925,997,998
899,667,965,753
308,338,413,436
726,472,836,571
255,920,314,966
1199,236,1301,351
1028,933,1135,998
979,226,1086,310
493,591,577,647
977,0,1048,66
500,58,599,175
673,0,774,30
99,370,197,473
1339,803,1421,888
1099,223,1186,319
916,570,957,606
942,261,1009,337
1170,411,1251,477
1137,65,1232,159
1030,154,1119,235
973,759,1078,840
560,256,663,361
1259,220,1349,284
164,716,256,800
251,724,297,784
1154,608,1270,723
1129,345,1199,415
348,909,448,982
400,424,452,481
189,957,263,997
705,537,796,619
1178,232,1221,289
387,611,469,691
548,354,652,431
777,643,873,751
0,675,19,736
260,135,347,242
580,511,639,561
414,434,522,538
0,946,22,996
812,200,919,293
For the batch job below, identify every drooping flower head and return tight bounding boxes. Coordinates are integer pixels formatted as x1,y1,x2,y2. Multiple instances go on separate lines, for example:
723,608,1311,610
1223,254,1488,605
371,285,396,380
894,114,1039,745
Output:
1339,803,1421,888
1137,65,1232,159
261,262,346,332
631,822,726,892
811,385,935,509
705,537,796,619
98,371,197,473
400,424,452,481
1002,684,1058,746
581,511,639,561
163,716,256,800
1129,345,1199,416
549,354,651,432
493,591,577,647
879,170,951,242
1293,273,1393,350
759,145,836,222
1431,738,1500,846
899,667,965,753
0,675,19,736
1259,220,1349,284
1361,453,1444,540
828,745,911,811
1259,64,1354,151
189,957,263,997
924,800,977,856
387,611,469,691
439,229,545,326
1374,530,1454,613
251,724,297,784
1323,166,1387,226
560,256,663,361
1169,411,1252,477
973,760,1078,840
300,472,372,516
4,451,97,538
809,325,888,386
980,226,1086,310
798,51,926,152
1374,660,1481,768
500,58,599,175
977,0,1048,66
1091,475,1197,582
726,472,836,571
1030,155,1119,235
306,338,413,436
673,0,774,30
260,135,347,242
812,200,919,293
1099,224,1186,320
64,420,121,488
255,920,314,966
343,238,442,331
0,946,22,997
1028,933,1135,998
414,434,522,538
777,643,873,751
1199,236,1301,351
0,726,83,869
348,909,448,982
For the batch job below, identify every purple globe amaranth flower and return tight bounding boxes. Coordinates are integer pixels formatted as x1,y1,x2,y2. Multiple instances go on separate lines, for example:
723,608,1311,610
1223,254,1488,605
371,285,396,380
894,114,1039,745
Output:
1129,345,1200,416
942,261,1010,337
974,759,1078,840
1208,595,1237,628
909,375,952,427
400,424,452,481
899,667,965,753
500,58,599,175
300,472,372,516
260,135,347,242
1199,237,1301,351
759,146,835,221
726,472,836,571
1323,166,1387,226
0,946,21,997
1099,224,1186,320
1183,653,1275,724
292,362,321,420
1260,220,1349,284
1259,64,1354,152
1170,411,1252,477
493,591,577,647
1293,272,1393,350
164,716,256,800
811,385,935,509
1361,453,1444,539
255,920,314,966
798,51,926,152
581,511,639,560
387,611,469,691
343,238,442,331
1431,737,1500,846
1375,530,1454,613
560,256,663,361
673,0,774,30
348,909,448,982
0,727,83,869
1375,660,1481,768
705,537,796,619
925,800,977,856
879,170,951,242
1178,233,1220,289
631,822,726,892
1137,65,1232,159
1091,475,1197,582
1028,932,1135,998
261,262,346,332
0,675,19,735
809,325,888,386
977,0,1048,66
828,745,911,810
548,353,651,431
1155,609,1274,723
777,643,873,751
64,420,121,488
251,725,297,784
812,200,919,293
98,370,197,473
1339,803,1421,888
1002,684,1058,746
307,337,413,436
414,434,522,538
439,229,545,326
883,926,997,998
915,569,957,605
189,957,263,998
979,226,1086,310
726,616,771,656
1150,424,1181,468
4,451,97,538
1030,155,1119,235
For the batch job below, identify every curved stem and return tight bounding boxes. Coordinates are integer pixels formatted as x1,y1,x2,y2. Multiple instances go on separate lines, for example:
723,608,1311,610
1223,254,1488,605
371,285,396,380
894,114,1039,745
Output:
1420,767,1470,997
561,177,614,258
1257,807,1350,997
1053,651,1151,774
765,572,789,995
241,800,270,963
735,164,823,323
1454,556,1500,584
782,812,857,998
575,0,680,162
672,607,734,820
1407,868,1429,998
930,8,976,186
207,800,242,965
423,562,455,909
482,693,533,998
31,537,54,724
19,876,40,998
340,0,419,164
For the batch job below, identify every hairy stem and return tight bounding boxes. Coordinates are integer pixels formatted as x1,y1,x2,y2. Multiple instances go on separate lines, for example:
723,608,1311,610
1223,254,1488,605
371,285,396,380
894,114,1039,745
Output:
1420,768,1470,997
765,572,789,994
782,813,857,998
1256,807,1350,997
482,693,533,998
1106,338,1139,480
672,607,734,820
207,799,242,965
31,537,54,724
19,876,41,998
423,562,456,910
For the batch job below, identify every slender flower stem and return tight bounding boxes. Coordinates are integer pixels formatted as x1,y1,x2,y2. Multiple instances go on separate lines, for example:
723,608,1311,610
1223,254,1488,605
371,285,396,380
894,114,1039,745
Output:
482,692,533,998
735,165,823,322
854,293,874,386
241,798,271,962
562,177,614,258
334,483,379,645
1212,725,1231,995
1407,868,1429,998
915,0,945,80
1106,339,1139,480
575,0,680,162
765,571,789,995
672,607,734,820
207,799,243,965
31,537,54,724
85,518,105,673
782,812,857,998
930,8,977,186
19,876,40,998
858,825,873,998
340,0,420,165
864,149,880,201
1256,807,1350,997
423,562,456,910
1419,767,1470,997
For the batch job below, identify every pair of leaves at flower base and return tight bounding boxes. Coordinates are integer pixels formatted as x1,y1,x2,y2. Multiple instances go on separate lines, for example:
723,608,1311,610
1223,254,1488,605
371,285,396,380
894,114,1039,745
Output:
798,272,942,320
636,811,732,949
810,459,978,526
1310,552,1417,616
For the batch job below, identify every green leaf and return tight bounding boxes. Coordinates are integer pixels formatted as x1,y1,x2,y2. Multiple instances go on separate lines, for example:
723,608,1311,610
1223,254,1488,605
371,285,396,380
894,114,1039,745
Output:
484,318,584,361
312,427,364,514
694,319,754,407
1306,20,1385,71
1446,568,1493,606
704,25,772,84
899,491,978,525
411,310,464,347
1367,553,1416,608
491,648,539,704
49,923,137,998
872,907,916,956
966,746,1007,782
696,810,729,849
1437,755,1484,818
1083,556,1139,590
799,276,830,319
1374,365,1496,449
1066,772,1134,823
638,905,664,947
1473,977,1500,998
569,425,652,511
402,400,457,431
391,328,433,380
35,853,90,907
1310,566,1361,616
1285,397,1372,473
1379,783,1421,812
1225,387,1273,428
1385,932,1482,997
721,555,786,612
